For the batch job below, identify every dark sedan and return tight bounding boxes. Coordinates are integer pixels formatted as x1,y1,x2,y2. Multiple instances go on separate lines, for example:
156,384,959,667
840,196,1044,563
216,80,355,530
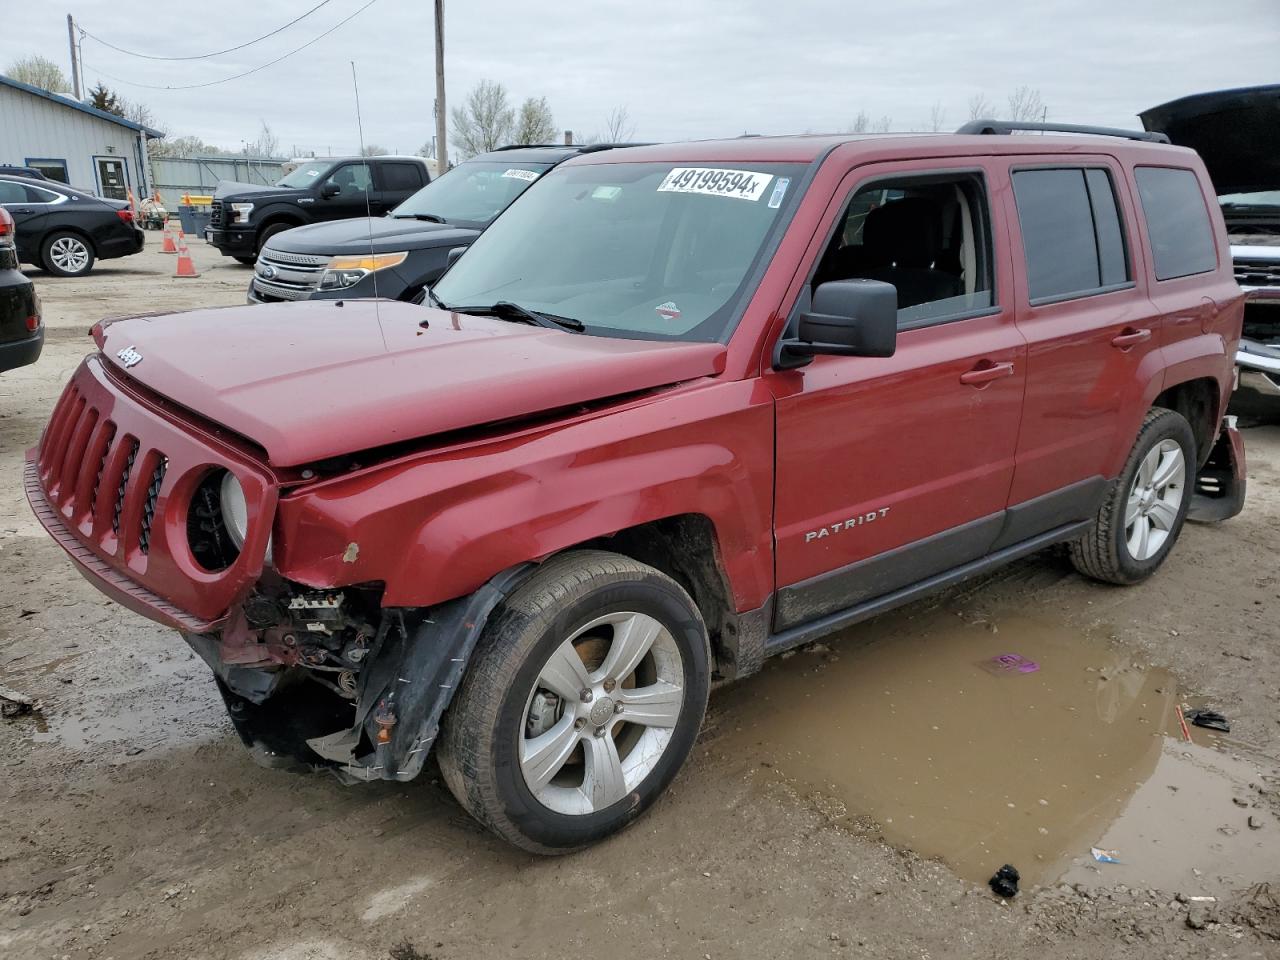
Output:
0,206,42,372
0,174,145,277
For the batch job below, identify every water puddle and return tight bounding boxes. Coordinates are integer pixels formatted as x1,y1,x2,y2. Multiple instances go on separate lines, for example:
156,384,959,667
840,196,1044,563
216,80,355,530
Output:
716,609,1276,892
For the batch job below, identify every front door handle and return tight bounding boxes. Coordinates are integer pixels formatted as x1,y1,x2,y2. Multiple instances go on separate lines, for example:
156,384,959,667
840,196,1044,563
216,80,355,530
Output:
1111,327,1152,349
959,360,1015,386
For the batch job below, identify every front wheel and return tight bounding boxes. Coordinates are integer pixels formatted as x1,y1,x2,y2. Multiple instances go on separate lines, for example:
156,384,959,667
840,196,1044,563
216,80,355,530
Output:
438,551,711,854
1070,407,1195,584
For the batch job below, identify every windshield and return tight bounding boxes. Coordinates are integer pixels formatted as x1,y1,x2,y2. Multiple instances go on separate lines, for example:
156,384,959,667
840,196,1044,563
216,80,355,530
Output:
432,161,804,342
276,163,333,188
392,160,552,226
1220,190,1280,209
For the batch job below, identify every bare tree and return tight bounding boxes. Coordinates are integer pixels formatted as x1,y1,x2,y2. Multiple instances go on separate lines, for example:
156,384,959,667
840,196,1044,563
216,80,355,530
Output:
928,101,947,133
967,93,994,121
845,111,871,134
1005,86,1046,123
8,55,72,94
604,105,636,142
243,121,281,159
148,136,236,159
450,80,515,159
872,115,892,133
513,96,556,145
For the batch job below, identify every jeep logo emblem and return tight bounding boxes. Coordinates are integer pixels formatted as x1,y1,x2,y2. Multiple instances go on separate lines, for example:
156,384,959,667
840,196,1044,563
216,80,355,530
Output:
116,345,142,368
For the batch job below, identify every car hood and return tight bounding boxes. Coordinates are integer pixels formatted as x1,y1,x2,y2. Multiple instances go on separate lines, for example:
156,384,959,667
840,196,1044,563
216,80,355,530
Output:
93,300,727,467
267,217,479,256
1140,85,1280,196
213,180,297,203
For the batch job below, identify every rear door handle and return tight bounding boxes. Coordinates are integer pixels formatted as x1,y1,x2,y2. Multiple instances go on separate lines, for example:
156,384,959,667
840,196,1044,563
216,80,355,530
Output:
959,361,1015,386
1111,327,1152,349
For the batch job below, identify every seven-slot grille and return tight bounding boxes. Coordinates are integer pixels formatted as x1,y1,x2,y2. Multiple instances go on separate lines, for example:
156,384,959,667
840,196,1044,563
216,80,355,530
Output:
37,382,166,560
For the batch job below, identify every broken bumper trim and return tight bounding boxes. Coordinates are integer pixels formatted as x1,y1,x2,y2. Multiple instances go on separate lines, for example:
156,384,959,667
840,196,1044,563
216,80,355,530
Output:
1187,417,1246,523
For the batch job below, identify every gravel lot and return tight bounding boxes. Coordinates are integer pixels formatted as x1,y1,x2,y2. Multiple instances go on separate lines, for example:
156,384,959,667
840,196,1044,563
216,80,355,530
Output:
2,234,1278,959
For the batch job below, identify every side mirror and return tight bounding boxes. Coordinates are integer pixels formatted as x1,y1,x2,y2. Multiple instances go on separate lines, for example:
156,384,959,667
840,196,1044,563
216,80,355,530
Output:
445,246,467,268
320,182,341,199
776,279,898,368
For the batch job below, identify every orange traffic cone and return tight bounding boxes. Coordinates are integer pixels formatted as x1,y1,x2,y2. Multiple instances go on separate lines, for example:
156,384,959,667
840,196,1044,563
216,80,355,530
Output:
160,221,178,254
174,237,199,278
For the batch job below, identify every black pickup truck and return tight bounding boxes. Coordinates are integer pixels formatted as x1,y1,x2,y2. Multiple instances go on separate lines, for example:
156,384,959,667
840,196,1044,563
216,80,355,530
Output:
206,155,433,264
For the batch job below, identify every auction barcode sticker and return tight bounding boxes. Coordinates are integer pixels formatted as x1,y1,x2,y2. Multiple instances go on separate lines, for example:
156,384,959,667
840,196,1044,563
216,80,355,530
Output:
657,167,773,201
502,169,539,182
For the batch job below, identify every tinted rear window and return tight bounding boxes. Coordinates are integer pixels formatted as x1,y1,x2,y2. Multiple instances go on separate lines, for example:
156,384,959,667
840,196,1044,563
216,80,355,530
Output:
382,162,425,192
1012,167,1130,302
1134,166,1217,281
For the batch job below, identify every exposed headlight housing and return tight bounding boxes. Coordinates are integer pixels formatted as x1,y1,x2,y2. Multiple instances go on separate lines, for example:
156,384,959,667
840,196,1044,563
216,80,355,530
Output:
230,202,255,224
319,251,408,290
219,471,249,549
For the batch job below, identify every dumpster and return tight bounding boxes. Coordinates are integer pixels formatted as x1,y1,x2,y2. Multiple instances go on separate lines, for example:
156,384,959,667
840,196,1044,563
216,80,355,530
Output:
176,204,212,237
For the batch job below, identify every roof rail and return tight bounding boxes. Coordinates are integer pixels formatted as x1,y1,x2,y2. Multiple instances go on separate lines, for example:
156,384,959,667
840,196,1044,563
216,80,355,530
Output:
956,119,1171,144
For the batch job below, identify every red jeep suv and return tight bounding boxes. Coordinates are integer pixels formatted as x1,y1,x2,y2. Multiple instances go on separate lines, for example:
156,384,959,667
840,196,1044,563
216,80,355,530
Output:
27,125,1245,853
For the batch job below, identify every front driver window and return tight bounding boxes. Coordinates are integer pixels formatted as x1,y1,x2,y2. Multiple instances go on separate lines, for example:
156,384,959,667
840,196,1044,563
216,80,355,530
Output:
324,163,372,196
814,173,996,326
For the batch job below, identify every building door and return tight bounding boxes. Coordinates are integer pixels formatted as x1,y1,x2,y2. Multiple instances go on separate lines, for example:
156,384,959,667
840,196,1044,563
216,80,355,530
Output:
96,158,128,200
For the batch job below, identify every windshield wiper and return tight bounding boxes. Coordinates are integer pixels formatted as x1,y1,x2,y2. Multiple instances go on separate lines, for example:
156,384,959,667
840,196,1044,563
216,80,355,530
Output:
450,300,585,332
394,213,447,223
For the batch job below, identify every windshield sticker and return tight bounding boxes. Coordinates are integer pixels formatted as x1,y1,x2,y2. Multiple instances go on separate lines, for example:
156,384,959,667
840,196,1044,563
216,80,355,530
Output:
655,301,682,321
657,167,773,201
306,169,319,176
767,177,791,209
502,168,539,182
591,185,622,201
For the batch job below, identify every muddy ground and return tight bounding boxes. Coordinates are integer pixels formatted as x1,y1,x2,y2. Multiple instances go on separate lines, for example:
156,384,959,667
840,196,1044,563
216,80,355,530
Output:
2,235,1279,960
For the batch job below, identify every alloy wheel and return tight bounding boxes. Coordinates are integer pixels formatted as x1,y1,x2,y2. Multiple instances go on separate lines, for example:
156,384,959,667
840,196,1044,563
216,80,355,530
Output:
1123,438,1186,561
50,236,90,274
519,611,685,816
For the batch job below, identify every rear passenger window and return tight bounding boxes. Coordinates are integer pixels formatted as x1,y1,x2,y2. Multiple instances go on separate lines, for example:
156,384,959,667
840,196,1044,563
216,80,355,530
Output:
1134,166,1217,280
1012,167,1131,303
382,162,425,192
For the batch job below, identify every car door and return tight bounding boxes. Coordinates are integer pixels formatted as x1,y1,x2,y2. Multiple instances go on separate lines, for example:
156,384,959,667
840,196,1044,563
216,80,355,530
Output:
768,159,1026,633
318,162,375,220
0,180,60,262
1000,157,1163,513
373,160,427,214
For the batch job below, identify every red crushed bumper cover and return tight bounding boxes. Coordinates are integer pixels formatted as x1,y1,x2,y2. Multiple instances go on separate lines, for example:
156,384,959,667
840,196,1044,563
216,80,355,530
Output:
25,356,277,631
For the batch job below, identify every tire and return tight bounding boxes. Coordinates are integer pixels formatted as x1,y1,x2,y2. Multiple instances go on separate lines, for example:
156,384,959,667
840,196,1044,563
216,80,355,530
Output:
232,255,256,266
438,550,711,854
255,222,296,257
1069,407,1196,585
41,232,95,277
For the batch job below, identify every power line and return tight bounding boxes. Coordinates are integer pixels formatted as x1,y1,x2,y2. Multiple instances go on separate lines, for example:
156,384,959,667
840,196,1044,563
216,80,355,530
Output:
81,0,382,91
79,1,336,61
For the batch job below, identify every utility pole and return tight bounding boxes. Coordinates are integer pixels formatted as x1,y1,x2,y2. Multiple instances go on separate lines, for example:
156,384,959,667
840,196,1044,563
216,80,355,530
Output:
66,14,83,100
433,0,448,173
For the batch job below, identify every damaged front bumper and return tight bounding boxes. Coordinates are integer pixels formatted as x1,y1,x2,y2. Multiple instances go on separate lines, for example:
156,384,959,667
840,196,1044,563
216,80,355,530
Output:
183,565,531,784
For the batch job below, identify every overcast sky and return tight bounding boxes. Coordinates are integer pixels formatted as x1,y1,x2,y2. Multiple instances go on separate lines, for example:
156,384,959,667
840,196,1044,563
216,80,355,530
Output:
2,0,1276,157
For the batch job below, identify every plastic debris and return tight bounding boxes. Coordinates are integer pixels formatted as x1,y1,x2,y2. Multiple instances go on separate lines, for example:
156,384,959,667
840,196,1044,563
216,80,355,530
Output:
0,683,34,719
988,864,1020,898
979,654,1040,676
1184,708,1230,733
1091,847,1122,864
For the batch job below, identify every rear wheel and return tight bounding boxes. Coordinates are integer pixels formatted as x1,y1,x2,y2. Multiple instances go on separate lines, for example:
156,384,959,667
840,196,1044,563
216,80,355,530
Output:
41,232,94,277
1070,407,1195,584
438,551,710,854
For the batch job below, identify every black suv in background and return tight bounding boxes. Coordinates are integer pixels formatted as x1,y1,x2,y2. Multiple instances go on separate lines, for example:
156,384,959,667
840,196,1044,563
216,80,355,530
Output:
247,144,641,304
207,155,433,264
0,206,42,372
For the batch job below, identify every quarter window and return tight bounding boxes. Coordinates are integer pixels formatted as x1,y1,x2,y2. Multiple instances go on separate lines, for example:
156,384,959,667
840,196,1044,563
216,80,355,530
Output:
1134,166,1217,281
1012,167,1131,303
381,162,425,192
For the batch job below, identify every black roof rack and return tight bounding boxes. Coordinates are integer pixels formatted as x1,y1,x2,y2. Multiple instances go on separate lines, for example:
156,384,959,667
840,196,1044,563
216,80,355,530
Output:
956,119,1170,144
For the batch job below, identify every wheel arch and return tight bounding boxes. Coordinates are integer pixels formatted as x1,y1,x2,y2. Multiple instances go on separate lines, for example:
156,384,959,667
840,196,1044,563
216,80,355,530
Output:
1153,376,1221,467
40,224,97,257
